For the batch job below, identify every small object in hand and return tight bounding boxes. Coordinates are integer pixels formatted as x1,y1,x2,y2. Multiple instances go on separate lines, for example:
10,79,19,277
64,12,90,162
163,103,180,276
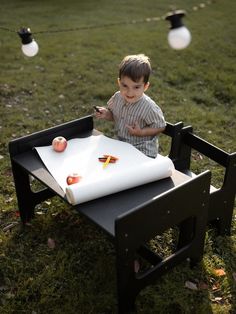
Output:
93,106,101,113
52,136,67,152
66,173,82,185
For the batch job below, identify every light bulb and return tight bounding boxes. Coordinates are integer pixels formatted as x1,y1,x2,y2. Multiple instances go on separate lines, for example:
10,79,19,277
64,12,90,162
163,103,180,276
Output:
165,10,191,50
18,27,39,57
21,40,39,57
167,26,191,50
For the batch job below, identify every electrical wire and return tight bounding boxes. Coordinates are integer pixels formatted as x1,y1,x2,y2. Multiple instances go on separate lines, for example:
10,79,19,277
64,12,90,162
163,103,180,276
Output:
0,0,216,35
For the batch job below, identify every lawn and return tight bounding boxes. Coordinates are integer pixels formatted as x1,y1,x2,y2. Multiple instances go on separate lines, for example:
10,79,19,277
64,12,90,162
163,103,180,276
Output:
0,0,236,313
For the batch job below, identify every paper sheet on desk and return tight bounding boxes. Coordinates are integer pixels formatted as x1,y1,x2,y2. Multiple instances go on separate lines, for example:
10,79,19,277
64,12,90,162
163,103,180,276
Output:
35,134,174,205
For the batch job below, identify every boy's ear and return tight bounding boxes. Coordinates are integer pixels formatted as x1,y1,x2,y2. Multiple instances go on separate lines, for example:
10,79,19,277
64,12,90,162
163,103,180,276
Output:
144,82,150,91
117,78,120,86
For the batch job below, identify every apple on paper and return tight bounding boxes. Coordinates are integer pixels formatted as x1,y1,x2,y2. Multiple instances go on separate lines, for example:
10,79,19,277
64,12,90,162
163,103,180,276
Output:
66,173,82,185
52,136,67,152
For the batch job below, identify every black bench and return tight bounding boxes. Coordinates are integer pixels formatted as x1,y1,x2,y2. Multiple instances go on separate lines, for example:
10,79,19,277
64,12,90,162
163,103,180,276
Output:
10,115,233,313
173,125,236,235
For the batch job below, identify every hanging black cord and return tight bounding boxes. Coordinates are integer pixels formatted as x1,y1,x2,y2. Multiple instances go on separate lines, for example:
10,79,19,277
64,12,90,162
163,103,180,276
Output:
0,1,217,35
0,17,162,35
0,26,17,33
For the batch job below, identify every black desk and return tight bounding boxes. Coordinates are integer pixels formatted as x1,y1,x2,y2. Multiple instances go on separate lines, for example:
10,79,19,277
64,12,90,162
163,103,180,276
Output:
9,116,212,313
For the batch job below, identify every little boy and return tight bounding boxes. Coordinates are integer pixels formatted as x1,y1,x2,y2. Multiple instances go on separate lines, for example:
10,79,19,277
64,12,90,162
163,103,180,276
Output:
95,54,166,158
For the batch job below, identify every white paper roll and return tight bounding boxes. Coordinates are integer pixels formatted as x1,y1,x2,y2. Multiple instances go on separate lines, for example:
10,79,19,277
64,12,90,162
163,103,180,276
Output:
66,155,174,205
35,134,174,205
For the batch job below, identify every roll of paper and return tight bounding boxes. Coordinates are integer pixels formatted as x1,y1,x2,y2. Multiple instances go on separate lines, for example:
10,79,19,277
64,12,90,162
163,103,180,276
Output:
35,134,174,205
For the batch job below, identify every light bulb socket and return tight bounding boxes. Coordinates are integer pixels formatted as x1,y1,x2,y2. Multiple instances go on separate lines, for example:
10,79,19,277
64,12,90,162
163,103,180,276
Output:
165,10,186,29
18,27,34,44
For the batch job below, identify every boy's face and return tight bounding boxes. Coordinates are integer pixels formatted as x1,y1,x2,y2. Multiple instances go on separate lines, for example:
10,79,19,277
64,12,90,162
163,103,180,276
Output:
118,76,149,104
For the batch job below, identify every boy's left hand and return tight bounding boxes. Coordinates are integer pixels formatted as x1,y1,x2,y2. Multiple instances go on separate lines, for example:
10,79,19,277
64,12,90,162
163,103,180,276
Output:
126,122,143,136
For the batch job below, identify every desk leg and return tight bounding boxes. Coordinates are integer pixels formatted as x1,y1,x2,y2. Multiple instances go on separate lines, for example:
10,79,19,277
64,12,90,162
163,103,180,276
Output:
11,161,55,223
115,248,138,314
11,161,36,223
178,217,205,266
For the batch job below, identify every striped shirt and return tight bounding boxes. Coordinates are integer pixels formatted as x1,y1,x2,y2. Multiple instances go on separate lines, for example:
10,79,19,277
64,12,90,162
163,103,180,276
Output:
107,91,166,158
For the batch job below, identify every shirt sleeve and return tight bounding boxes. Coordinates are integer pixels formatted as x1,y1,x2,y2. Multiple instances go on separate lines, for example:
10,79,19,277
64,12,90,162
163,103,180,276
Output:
145,104,166,129
107,92,119,112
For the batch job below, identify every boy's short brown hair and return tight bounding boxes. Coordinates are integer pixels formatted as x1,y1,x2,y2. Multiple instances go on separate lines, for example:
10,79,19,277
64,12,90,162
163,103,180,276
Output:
119,54,151,84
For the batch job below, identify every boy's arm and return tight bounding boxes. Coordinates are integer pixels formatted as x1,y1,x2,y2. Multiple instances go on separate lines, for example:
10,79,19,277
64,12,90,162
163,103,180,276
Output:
126,122,165,137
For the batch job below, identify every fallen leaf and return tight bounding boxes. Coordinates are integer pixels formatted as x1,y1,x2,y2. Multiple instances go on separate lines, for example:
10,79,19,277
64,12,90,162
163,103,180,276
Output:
198,281,208,290
5,197,13,203
25,222,32,227
211,297,223,304
3,222,19,232
198,153,203,160
47,238,56,249
15,211,20,218
214,269,226,277
36,211,44,215
212,282,220,291
185,281,198,290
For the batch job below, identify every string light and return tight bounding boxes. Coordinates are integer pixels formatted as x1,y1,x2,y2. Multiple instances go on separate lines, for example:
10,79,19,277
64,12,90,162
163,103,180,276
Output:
165,10,191,50
18,28,39,57
0,1,217,57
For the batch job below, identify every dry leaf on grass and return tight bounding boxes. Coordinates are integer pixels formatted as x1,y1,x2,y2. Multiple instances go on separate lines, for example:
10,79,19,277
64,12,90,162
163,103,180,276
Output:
15,211,20,218
214,269,226,277
211,297,223,304
198,281,208,290
5,197,13,203
185,281,198,290
2,222,19,232
212,282,220,291
47,238,56,249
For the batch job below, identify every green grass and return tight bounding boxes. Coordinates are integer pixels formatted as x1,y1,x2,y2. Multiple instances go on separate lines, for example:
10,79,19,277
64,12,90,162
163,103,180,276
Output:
0,0,236,313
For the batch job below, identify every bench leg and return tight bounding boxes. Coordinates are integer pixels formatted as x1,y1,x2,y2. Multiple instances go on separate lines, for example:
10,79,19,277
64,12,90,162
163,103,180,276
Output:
216,213,233,236
209,193,235,236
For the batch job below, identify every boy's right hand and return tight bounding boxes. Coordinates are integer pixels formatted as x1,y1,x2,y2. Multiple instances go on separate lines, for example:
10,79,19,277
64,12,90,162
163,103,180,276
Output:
93,106,107,119
93,106,114,121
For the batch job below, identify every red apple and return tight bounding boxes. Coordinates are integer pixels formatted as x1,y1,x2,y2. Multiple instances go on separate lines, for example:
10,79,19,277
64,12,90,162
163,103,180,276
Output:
66,173,81,185
52,136,67,152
